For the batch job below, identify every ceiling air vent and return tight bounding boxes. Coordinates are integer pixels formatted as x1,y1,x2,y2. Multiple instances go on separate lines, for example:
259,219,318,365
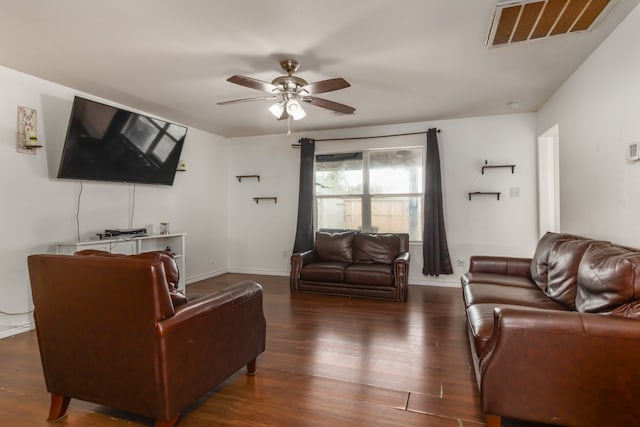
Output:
486,0,617,47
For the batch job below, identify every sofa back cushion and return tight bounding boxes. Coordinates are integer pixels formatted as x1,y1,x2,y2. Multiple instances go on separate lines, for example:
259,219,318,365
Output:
545,239,594,309
576,242,640,317
530,232,583,292
315,231,355,263
354,233,400,264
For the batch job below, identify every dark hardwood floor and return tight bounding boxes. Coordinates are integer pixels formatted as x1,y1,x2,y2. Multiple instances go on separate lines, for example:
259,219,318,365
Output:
0,274,546,426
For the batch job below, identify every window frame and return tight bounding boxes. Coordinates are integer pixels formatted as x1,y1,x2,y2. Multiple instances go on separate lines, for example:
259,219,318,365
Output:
314,146,424,242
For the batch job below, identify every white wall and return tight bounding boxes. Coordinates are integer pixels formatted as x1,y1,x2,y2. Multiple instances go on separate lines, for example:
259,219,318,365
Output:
0,66,228,328
537,4,640,247
226,134,301,275
227,113,539,285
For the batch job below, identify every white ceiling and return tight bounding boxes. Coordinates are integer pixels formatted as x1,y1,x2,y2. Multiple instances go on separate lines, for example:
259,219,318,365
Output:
1,0,638,138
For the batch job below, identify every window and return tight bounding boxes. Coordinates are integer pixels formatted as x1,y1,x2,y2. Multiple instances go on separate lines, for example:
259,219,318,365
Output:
315,148,423,241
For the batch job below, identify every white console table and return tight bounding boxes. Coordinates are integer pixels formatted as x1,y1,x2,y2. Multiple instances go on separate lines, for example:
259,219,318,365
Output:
55,233,187,291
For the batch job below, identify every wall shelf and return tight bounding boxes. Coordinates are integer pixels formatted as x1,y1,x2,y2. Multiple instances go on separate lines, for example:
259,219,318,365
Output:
236,175,260,182
253,197,277,204
481,164,515,174
468,192,501,201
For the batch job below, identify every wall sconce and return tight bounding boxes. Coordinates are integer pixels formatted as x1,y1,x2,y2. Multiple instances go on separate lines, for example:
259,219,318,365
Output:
176,159,187,172
17,106,42,154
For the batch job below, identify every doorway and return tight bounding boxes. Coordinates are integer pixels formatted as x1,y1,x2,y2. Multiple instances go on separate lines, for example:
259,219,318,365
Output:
537,125,560,237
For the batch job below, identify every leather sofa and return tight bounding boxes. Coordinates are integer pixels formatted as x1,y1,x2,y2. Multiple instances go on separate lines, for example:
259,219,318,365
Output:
27,252,266,427
290,231,410,301
462,232,640,427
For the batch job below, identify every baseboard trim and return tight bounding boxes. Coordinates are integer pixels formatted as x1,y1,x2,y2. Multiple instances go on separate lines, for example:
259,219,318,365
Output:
186,268,229,285
226,267,289,277
0,321,35,340
195,267,460,288
410,278,459,288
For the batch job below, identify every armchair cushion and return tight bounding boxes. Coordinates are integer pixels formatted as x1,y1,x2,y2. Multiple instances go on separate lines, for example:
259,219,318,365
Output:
74,249,188,307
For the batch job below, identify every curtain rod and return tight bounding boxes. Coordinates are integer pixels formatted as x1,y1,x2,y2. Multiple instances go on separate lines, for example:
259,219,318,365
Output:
291,129,440,147
314,129,440,142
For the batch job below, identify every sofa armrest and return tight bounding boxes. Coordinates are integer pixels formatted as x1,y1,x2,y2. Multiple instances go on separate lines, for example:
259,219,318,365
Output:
290,249,317,291
393,251,410,302
468,255,532,277
394,251,410,264
155,281,266,414
478,306,640,426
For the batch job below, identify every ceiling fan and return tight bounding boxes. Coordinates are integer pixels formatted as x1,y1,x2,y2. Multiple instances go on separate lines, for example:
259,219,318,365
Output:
217,59,356,121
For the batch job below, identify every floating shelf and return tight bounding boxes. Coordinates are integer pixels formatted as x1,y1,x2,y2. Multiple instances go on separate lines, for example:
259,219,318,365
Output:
468,192,501,201
237,175,260,182
253,197,277,204
481,164,515,174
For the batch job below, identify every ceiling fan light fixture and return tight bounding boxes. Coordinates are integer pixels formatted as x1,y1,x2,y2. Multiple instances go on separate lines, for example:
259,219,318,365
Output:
269,102,285,119
286,99,306,120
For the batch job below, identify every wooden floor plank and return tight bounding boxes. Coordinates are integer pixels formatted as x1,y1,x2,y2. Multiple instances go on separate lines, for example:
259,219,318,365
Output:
0,273,552,426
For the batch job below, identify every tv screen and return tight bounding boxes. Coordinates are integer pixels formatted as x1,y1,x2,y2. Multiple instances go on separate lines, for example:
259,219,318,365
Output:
57,96,187,185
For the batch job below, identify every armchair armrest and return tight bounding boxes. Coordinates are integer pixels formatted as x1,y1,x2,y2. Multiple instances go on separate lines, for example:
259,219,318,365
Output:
479,306,640,426
155,281,266,416
469,255,532,277
290,249,317,292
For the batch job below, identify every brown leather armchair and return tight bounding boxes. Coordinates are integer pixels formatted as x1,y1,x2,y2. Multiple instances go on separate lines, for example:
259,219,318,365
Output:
27,253,266,427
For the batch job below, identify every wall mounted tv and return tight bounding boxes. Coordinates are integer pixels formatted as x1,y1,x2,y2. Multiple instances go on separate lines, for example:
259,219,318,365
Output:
57,96,187,186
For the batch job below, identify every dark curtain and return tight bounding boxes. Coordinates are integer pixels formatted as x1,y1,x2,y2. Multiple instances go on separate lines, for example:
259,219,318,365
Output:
293,138,316,253
423,128,453,276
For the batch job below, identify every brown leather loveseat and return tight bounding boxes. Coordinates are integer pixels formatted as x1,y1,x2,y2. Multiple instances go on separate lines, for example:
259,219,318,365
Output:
462,232,640,427
27,252,266,427
290,231,410,301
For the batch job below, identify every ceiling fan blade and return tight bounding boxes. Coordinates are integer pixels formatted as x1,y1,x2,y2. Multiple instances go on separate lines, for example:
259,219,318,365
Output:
227,75,280,93
300,78,350,94
217,96,278,105
305,96,356,114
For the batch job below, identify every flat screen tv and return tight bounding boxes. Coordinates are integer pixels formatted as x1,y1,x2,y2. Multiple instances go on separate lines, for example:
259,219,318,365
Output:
57,96,187,185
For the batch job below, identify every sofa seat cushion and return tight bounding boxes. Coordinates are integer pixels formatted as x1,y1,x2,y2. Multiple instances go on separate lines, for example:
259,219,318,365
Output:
463,283,569,310
467,303,555,355
316,231,355,263
461,272,537,289
345,263,394,286
354,233,400,264
300,262,350,283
